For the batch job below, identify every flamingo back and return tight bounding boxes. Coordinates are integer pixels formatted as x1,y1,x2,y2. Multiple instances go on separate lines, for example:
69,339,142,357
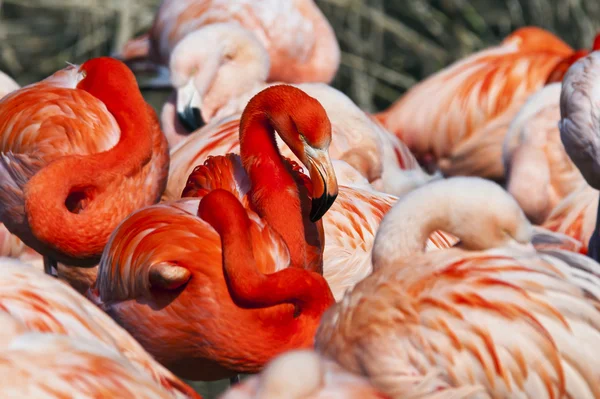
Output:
316,247,600,398
0,258,199,398
147,0,339,83
377,27,573,179
0,332,196,398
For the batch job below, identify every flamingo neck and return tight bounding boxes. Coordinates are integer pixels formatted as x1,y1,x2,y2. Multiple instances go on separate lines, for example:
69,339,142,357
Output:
239,112,314,270
200,190,334,341
24,77,157,266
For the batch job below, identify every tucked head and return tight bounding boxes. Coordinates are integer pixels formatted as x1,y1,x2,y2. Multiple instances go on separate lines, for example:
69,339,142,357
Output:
241,85,338,222
170,23,270,131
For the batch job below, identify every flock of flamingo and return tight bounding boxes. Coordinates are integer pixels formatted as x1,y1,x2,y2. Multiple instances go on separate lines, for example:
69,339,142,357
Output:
3,0,600,398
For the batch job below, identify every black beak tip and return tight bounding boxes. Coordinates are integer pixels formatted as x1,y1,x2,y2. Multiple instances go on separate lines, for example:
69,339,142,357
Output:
177,106,205,133
309,193,338,222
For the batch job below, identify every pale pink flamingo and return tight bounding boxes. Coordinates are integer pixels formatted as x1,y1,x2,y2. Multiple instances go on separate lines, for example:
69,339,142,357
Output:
502,82,585,224
0,257,200,398
315,177,600,398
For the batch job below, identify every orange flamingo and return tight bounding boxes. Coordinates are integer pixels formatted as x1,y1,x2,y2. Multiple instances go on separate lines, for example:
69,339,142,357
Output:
315,177,600,398
119,0,340,89
0,57,169,275
87,85,336,380
219,350,390,399
374,27,579,180
0,257,200,398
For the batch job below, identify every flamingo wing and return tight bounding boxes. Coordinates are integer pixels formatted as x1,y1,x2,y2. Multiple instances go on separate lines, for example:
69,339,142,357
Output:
0,258,198,398
316,248,600,398
0,332,195,398
378,27,573,178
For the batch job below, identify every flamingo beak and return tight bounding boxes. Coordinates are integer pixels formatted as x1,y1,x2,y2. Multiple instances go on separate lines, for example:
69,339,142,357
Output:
306,148,338,222
176,79,205,132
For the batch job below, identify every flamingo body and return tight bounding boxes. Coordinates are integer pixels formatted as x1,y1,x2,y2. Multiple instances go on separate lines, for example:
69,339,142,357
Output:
122,0,340,84
375,27,574,179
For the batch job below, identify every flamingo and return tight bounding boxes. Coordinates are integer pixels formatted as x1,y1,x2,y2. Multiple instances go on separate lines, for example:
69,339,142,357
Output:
0,57,169,276
558,50,600,262
374,27,579,180
502,83,585,224
0,70,45,267
119,0,340,90
86,85,336,380
0,257,200,398
315,177,600,398
219,350,390,399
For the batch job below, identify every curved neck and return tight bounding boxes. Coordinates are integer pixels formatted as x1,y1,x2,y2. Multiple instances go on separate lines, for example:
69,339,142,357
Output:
24,83,159,266
372,189,450,268
201,191,334,334
239,110,320,272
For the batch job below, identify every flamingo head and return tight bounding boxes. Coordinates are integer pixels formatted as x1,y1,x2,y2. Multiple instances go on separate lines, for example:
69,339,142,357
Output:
261,85,339,222
170,23,270,132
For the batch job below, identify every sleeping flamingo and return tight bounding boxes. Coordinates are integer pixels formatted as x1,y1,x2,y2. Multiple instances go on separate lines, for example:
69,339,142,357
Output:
119,0,339,97
374,27,579,180
86,85,336,380
0,57,169,276
315,177,600,398
219,350,390,399
0,257,200,398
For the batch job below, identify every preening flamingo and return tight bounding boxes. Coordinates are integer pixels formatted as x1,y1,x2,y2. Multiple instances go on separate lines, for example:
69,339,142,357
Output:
119,0,340,89
164,81,436,199
219,350,390,399
0,257,200,398
503,82,585,224
374,27,576,180
315,177,600,398
0,57,169,275
559,50,600,262
86,85,337,380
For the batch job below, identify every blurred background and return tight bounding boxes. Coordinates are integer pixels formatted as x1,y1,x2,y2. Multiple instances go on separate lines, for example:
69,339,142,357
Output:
3,0,599,397
3,0,600,114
